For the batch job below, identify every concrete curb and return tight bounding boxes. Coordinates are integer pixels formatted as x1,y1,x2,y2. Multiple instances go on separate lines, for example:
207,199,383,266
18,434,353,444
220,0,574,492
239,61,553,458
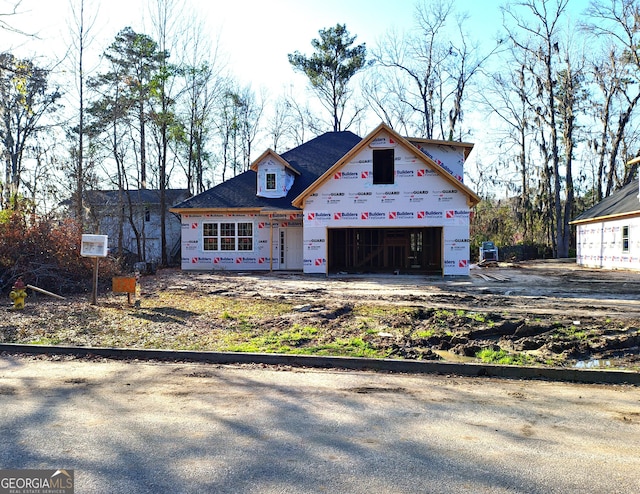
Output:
1,343,638,385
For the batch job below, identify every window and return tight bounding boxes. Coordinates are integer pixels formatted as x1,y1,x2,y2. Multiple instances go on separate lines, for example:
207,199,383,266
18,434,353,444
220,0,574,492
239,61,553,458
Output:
220,223,236,250
372,149,395,184
266,172,276,190
203,221,253,251
237,222,253,251
144,207,150,222
622,225,629,252
203,223,218,251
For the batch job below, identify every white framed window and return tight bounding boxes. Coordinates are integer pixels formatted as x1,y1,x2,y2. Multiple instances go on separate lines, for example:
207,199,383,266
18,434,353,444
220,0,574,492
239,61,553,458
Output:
266,172,277,190
203,221,253,251
622,225,629,252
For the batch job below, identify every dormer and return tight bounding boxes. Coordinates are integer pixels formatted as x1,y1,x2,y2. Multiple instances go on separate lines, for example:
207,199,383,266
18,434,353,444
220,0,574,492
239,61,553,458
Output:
250,149,300,198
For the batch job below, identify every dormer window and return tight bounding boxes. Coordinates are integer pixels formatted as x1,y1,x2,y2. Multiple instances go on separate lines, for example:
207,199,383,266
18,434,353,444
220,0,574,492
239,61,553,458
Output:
252,150,299,198
266,173,276,191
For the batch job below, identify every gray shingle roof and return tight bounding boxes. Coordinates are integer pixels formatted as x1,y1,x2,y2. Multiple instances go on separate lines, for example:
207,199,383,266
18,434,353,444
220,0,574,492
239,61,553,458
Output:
86,189,190,207
171,131,362,211
572,180,640,222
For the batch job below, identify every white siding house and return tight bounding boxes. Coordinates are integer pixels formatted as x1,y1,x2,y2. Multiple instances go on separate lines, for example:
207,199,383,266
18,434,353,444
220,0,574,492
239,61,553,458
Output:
170,123,480,275
571,178,640,270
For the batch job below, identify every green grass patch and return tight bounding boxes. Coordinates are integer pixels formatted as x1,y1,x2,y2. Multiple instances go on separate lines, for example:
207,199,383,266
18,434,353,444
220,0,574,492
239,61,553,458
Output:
415,329,435,338
555,325,588,340
29,336,63,345
223,325,320,354
222,330,384,358
296,337,384,358
466,312,486,323
476,348,532,366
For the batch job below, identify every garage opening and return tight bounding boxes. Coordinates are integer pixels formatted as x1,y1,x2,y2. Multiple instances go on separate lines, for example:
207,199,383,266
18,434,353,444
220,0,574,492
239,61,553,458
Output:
328,228,442,274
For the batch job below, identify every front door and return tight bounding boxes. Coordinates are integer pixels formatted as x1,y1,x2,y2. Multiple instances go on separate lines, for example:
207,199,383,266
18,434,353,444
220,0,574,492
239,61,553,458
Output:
280,228,303,270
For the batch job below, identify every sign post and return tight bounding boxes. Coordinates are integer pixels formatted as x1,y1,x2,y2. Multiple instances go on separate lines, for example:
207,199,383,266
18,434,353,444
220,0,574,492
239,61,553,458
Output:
80,235,108,305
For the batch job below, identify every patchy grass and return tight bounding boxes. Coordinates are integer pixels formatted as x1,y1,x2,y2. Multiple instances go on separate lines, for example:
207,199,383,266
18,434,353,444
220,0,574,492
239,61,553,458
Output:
553,324,589,340
476,348,534,366
1,278,639,369
414,329,435,339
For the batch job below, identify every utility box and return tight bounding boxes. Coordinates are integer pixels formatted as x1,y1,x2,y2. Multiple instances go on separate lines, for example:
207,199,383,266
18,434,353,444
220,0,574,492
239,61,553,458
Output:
81,235,109,257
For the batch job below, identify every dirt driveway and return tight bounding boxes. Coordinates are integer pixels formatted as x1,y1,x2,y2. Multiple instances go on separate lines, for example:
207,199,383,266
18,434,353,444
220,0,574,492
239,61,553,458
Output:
157,259,640,318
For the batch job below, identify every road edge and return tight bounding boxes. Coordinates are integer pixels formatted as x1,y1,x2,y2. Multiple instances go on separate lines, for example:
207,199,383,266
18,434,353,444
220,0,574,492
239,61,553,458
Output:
1,343,638,385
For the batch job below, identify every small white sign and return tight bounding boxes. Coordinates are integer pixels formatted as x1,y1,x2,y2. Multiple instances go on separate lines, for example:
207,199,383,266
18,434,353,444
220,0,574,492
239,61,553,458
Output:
81,234,108,257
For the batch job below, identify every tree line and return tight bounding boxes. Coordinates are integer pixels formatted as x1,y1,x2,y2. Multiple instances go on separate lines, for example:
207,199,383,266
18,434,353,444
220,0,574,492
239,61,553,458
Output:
1,0,639,264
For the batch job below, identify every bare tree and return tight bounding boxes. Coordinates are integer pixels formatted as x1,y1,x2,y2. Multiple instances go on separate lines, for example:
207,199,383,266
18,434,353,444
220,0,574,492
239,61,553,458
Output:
281,86,323,146
264,94,294,153
556,51,587,259
66,0,98,227
372,0,492,140
361,58,414,134
214,82,264,181
583,0,640,198
373,0,452,138
236,86,264,172
179,18,225,194
502,0,570,257
0,1,32,39
481,48,538,243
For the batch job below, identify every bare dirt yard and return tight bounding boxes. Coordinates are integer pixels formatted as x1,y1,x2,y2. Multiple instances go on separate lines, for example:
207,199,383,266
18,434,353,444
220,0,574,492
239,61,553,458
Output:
2,259,639,371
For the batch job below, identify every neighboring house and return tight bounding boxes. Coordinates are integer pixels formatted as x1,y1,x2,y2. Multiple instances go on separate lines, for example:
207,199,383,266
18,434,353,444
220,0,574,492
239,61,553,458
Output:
571,176,640,271
170,122,480,275
85,188,191,264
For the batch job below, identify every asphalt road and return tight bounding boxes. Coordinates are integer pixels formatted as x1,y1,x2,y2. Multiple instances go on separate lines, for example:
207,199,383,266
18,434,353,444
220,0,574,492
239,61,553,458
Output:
1,354,639,493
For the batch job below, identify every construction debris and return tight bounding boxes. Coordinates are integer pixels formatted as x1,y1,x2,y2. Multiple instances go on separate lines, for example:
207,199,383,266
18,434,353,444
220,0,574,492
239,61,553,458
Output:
473,272,510,282
27,284,66,300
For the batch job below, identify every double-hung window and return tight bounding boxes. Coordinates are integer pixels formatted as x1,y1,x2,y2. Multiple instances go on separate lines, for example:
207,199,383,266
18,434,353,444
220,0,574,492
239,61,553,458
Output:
203,221,253,251
266,172,277,191
203,223,218,251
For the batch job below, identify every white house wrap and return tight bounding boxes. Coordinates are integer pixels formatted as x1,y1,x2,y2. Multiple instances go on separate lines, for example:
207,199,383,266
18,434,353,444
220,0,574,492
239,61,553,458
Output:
571,172,640,271
171,123,479,275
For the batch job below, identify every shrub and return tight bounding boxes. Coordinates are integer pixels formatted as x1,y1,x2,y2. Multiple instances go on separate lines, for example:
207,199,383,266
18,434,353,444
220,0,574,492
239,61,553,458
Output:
0,212,121,294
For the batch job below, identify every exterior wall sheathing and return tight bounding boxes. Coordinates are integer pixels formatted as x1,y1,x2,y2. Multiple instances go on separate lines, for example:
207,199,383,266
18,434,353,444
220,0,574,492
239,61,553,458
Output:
576,217,640,270
302,133,470,275
179,131,473,275
180,213,302,271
